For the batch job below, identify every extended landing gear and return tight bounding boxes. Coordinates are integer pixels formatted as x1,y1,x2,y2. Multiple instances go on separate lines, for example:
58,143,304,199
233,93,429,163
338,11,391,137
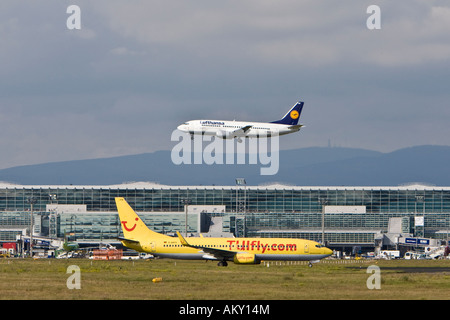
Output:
217,261,228,267
308,259,320,268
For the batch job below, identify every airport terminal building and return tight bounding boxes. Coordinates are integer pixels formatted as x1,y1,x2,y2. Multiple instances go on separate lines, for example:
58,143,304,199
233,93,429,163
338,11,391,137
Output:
0,182,449,255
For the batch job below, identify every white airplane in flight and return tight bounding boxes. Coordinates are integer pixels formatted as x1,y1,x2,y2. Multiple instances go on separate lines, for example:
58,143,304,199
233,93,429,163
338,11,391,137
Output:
177,101,304,141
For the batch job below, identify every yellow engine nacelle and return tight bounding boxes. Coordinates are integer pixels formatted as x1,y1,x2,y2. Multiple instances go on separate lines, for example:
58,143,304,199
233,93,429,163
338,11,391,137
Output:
233,253,260,264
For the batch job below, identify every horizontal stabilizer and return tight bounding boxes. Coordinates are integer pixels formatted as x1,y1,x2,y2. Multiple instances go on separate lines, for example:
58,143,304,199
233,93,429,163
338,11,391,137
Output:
116,236,140,244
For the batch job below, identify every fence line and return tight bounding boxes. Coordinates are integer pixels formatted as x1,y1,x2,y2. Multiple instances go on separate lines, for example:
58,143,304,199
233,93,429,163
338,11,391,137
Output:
261,259,372,267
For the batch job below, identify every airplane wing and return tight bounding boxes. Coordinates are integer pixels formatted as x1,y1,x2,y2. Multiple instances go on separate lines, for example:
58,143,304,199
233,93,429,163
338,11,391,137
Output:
239,125,253,133
176,232,236,260
231,125,252,136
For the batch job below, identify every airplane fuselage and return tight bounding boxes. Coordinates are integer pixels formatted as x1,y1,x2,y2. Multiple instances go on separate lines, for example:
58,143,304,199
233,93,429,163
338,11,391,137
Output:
123,234,331,263
177,101,305,140
178,120,301,139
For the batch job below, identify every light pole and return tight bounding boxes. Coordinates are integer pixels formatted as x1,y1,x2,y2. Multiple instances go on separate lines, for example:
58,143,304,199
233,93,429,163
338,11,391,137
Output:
27,197,37,258
181,198,191,236
235,178,247,237
415,195,424,238
319,198,328,245
235,178,246,214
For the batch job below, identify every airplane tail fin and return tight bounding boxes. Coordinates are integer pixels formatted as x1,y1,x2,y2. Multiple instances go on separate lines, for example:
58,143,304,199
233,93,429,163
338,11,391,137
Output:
271,101,304,125
115,197,168,241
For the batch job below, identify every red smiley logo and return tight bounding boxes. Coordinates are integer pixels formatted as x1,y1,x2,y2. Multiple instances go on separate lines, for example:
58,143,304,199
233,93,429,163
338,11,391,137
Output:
121,217,139,232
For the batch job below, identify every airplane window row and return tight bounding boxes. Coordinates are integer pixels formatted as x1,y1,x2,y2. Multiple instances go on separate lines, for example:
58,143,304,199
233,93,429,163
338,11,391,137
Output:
200,125,270,130
163,244,228,248
162,244,231,248
161,244,300,250
202,244,228,248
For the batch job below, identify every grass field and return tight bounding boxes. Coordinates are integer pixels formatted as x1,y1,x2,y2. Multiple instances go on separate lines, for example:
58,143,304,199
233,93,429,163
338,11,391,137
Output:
0,258,449,300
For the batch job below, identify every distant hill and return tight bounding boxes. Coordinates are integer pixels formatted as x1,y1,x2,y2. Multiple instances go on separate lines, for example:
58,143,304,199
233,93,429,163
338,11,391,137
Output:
0,145,449,186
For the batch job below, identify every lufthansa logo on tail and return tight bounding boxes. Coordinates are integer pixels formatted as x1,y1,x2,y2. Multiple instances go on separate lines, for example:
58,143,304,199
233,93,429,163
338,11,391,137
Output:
290,110,299,119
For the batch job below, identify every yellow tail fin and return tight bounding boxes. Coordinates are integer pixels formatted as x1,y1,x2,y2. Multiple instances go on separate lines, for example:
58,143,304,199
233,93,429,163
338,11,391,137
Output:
115,197,169,241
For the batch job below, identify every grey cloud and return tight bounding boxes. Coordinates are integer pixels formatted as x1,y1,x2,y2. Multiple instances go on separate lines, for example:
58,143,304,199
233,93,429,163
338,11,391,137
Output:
0,0,449,169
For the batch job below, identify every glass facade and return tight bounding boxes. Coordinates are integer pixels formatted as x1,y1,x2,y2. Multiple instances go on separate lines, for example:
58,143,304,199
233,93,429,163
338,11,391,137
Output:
57,212,201,241
0,183,449,246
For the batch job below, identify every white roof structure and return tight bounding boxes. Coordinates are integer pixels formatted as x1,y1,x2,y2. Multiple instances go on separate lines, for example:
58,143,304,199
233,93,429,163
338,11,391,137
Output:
0,181,448,191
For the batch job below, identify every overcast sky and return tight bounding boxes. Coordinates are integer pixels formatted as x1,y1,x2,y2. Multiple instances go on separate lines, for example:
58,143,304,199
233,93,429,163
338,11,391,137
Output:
0,1,449,169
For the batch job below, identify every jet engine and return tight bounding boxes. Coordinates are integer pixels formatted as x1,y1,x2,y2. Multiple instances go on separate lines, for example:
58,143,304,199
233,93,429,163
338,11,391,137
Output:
233,253,260,264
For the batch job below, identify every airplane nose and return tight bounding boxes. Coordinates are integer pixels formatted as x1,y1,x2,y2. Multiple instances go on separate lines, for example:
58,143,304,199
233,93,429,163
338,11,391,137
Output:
177,125,185,131
324,247,333,256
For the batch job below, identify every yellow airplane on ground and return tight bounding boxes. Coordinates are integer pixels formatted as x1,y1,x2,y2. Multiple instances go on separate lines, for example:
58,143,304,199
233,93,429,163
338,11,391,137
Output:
115,197,333,267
